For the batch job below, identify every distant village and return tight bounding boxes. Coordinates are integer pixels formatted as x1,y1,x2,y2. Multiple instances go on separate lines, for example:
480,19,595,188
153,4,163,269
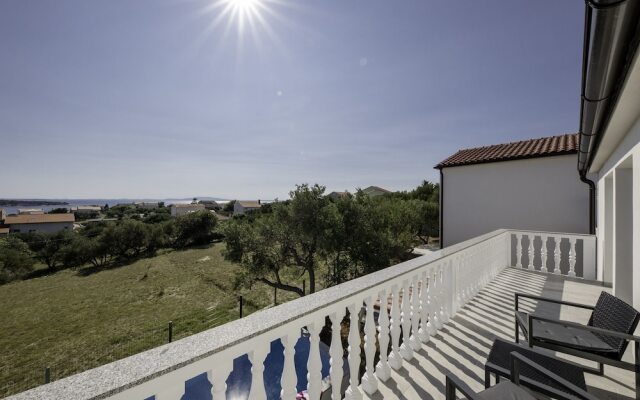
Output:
0,186,391,236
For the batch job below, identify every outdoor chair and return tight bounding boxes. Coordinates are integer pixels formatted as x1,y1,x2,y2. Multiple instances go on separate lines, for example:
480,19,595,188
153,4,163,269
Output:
446,351,597,400
515,291,640,398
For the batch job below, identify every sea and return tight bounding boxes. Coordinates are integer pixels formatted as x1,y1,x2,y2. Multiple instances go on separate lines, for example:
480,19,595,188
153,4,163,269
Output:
0,198,228,215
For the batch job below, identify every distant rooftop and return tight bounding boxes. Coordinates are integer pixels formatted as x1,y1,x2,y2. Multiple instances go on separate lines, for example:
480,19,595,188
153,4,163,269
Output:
237,201,262,208
435,133,579,168
4,214,75,224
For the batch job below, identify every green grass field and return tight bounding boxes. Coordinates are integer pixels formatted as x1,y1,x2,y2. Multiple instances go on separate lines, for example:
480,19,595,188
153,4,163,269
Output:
0,243,313,397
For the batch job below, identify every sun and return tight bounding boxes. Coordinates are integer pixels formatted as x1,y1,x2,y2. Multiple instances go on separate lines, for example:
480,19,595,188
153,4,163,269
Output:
197,0,286,51
228,0,260,12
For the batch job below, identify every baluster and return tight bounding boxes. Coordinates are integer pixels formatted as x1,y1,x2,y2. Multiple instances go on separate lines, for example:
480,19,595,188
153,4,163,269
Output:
409,275,422,351
553,237,561,274
417,271,430,344
528,235,535,269
376,288,391,381
540,235,548,273
441,264,451,324
427,271,437,336
329,308,346,399
345,303,363,400
155,385,185,400
430,269,441,332
362,296,379,395
515,233,523,268
208,358,232,400
568,238,577,277
307,318,324,400
248,342,269,400
437,267,445,328
388,284,403,370
280,329,299,400
399,279,414,360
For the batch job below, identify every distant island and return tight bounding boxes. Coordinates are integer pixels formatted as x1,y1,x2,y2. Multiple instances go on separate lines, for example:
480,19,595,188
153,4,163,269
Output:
0,199,69,207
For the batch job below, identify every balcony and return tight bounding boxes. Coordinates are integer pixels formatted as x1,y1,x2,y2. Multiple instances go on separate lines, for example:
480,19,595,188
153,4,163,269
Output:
10,229,631,400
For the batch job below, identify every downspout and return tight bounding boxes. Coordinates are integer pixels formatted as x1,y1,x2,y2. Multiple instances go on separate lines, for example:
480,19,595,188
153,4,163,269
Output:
439,168,444,249
577,0,640,234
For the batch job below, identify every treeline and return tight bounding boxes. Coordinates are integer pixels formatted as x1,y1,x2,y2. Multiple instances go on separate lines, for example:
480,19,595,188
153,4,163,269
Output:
0,211,218,284
224,181,439,297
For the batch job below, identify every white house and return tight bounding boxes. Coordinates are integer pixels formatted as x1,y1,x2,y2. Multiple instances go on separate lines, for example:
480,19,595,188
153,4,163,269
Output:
233,200,262,216
70,206,102,214
170,203,205,217
4,213,75,234
436,133,590,247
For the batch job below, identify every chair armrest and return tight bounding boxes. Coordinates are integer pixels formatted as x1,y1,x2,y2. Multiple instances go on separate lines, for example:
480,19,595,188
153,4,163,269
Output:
515,292,595,312
445,374,483,400
510,352,598,400
528,314,640,342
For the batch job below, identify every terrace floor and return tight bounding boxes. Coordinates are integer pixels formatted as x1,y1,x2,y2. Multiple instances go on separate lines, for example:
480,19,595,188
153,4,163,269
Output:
367,267,634,400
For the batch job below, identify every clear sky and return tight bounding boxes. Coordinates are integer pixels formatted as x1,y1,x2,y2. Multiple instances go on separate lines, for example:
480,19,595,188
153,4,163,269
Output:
0,0,584,200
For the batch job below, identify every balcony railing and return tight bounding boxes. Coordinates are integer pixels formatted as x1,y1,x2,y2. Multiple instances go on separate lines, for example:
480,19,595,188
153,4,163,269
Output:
9,229,598,400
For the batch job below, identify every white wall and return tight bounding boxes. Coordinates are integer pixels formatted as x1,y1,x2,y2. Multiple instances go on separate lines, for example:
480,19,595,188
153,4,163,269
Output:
9,222,73,234
595,116,640,308
442,154,590,247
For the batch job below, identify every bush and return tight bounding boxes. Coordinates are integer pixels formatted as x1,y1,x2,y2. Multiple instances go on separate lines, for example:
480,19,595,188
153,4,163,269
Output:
174,210,217,247
0,237,35,283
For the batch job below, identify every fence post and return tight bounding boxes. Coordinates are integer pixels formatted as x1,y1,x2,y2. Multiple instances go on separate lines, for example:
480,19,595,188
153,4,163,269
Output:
44,367,51,384
239,295,244,318
168,321,173,343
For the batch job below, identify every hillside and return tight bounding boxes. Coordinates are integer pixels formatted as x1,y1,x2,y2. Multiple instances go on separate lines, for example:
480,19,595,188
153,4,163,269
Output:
0,244,307,397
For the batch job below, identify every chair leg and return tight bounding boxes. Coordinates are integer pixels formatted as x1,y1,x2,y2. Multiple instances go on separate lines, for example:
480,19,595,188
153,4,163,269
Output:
484,370,490,389
515,320,519,343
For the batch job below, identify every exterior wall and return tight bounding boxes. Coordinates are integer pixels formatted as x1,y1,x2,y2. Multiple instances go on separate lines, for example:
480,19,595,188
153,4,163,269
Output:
8,222,73,234
595,116,640,307
170,205,205,218
442,154,590,247
233,203,261,216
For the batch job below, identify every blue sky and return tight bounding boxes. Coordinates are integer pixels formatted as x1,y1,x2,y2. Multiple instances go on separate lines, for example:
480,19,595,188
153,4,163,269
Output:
0,0,584,199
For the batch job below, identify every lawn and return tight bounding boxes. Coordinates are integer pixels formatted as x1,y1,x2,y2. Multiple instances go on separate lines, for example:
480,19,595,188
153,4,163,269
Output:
0,243,313,397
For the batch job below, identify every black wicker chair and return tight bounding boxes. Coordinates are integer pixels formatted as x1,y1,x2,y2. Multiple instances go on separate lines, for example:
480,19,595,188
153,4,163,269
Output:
515,291,640,398
446,352,597,400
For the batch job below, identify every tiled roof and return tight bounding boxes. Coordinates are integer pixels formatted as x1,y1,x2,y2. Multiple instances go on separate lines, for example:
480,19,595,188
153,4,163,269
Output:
435,133,579,168
4,214,75,224
237,201,262,208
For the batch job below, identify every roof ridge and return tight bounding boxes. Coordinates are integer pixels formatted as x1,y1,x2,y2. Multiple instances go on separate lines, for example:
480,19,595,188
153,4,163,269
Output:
436,133,579,169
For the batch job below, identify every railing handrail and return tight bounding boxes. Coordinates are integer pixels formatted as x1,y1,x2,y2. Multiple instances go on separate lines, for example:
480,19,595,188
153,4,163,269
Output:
506,229,595,239
9,229,513,400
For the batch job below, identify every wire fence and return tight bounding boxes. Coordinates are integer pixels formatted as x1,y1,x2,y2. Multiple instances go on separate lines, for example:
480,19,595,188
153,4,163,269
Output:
0,302,243,398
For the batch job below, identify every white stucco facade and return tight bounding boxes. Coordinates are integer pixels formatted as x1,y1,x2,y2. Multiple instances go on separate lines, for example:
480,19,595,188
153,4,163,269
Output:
441,154,590,247
8,222,73,234
592,49,640,307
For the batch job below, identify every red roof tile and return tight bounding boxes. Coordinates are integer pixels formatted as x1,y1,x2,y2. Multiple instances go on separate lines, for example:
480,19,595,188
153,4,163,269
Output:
436,133,579,168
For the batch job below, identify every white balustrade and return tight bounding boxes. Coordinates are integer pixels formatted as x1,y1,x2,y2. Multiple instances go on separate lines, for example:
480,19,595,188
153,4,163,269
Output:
345,303,363,400
361,296,378,395
280,329,298,400
21,229,597,400
540,235,548,273
399,280,413,361
527,235,535,269
307,319,323,400
553,237,561,274
510,231,596,279
375,289,391,382
516,233,523,268
409,275,421,351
